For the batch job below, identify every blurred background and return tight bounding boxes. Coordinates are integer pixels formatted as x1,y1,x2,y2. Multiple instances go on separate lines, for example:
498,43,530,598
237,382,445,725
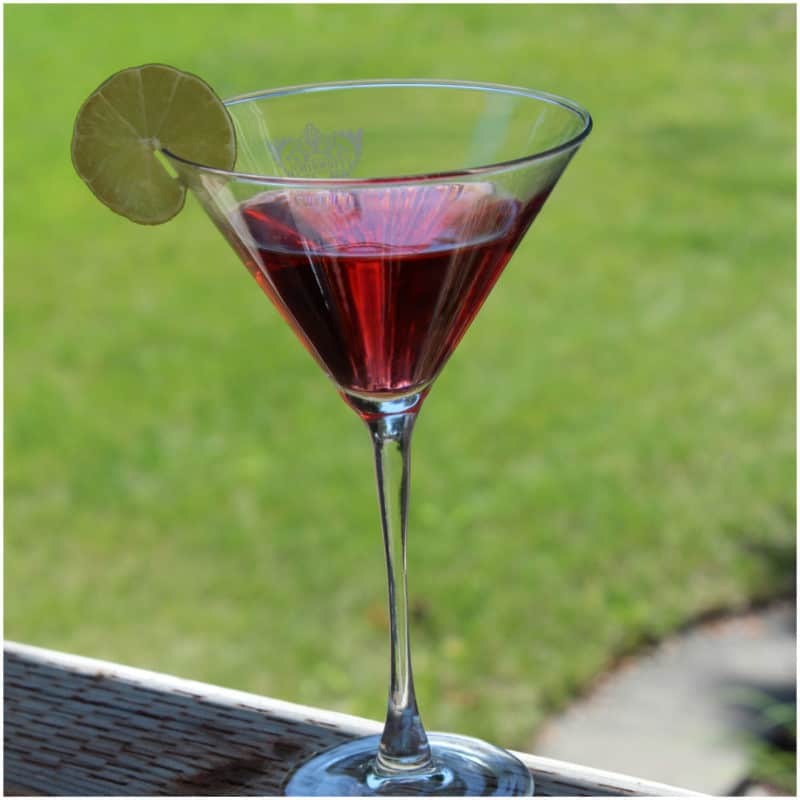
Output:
5,3,795,794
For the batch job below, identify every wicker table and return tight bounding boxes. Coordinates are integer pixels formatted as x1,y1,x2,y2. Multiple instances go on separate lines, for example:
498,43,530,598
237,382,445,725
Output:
4,642,702,796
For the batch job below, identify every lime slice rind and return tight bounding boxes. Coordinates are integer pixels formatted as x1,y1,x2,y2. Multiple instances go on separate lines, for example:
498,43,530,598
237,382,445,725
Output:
72,64,236,225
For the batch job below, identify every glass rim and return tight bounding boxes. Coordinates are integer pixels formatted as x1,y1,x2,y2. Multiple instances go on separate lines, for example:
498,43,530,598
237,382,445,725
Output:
162,78,593,186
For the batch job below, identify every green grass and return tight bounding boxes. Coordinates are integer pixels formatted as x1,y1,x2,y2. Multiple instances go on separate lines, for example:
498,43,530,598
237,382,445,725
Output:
5,4,795,750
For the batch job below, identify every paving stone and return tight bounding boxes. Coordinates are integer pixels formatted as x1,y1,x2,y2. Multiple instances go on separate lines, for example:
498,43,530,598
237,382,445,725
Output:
531,602,796,795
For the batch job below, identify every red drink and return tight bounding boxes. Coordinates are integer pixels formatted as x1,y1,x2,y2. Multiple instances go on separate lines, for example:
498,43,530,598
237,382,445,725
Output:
235,183,549,398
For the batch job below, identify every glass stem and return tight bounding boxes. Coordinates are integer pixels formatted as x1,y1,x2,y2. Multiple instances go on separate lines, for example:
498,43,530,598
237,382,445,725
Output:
366,410,434,775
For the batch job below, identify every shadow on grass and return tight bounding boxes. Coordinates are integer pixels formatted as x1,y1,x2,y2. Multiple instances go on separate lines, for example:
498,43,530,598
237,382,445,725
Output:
725,678,796,796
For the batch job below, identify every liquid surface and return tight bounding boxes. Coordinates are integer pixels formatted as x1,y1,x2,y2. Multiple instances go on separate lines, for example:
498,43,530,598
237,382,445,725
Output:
235,183,548,397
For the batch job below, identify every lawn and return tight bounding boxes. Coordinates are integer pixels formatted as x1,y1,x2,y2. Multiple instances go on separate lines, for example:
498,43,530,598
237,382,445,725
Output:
4,4,795,750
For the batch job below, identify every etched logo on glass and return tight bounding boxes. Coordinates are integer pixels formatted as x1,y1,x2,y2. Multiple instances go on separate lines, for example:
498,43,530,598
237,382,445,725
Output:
276,123,363,178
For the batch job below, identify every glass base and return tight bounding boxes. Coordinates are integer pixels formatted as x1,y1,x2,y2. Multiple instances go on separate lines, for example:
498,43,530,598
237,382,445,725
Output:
282,732,534,796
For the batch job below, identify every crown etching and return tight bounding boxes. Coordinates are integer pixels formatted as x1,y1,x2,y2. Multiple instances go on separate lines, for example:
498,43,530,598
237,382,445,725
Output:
275,123,363,178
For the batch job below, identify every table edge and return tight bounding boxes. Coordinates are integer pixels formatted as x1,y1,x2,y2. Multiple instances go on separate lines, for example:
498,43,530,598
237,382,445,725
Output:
4,640,706,797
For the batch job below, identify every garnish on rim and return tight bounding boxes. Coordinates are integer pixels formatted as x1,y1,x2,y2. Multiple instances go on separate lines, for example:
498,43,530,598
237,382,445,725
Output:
71,64,236,224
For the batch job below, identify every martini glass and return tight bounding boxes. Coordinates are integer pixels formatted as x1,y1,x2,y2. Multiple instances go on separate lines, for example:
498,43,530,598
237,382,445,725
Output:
163,80,590,797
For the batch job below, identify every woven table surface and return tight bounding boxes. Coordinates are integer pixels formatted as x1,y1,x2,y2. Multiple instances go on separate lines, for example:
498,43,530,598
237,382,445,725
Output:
4,642,702,796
